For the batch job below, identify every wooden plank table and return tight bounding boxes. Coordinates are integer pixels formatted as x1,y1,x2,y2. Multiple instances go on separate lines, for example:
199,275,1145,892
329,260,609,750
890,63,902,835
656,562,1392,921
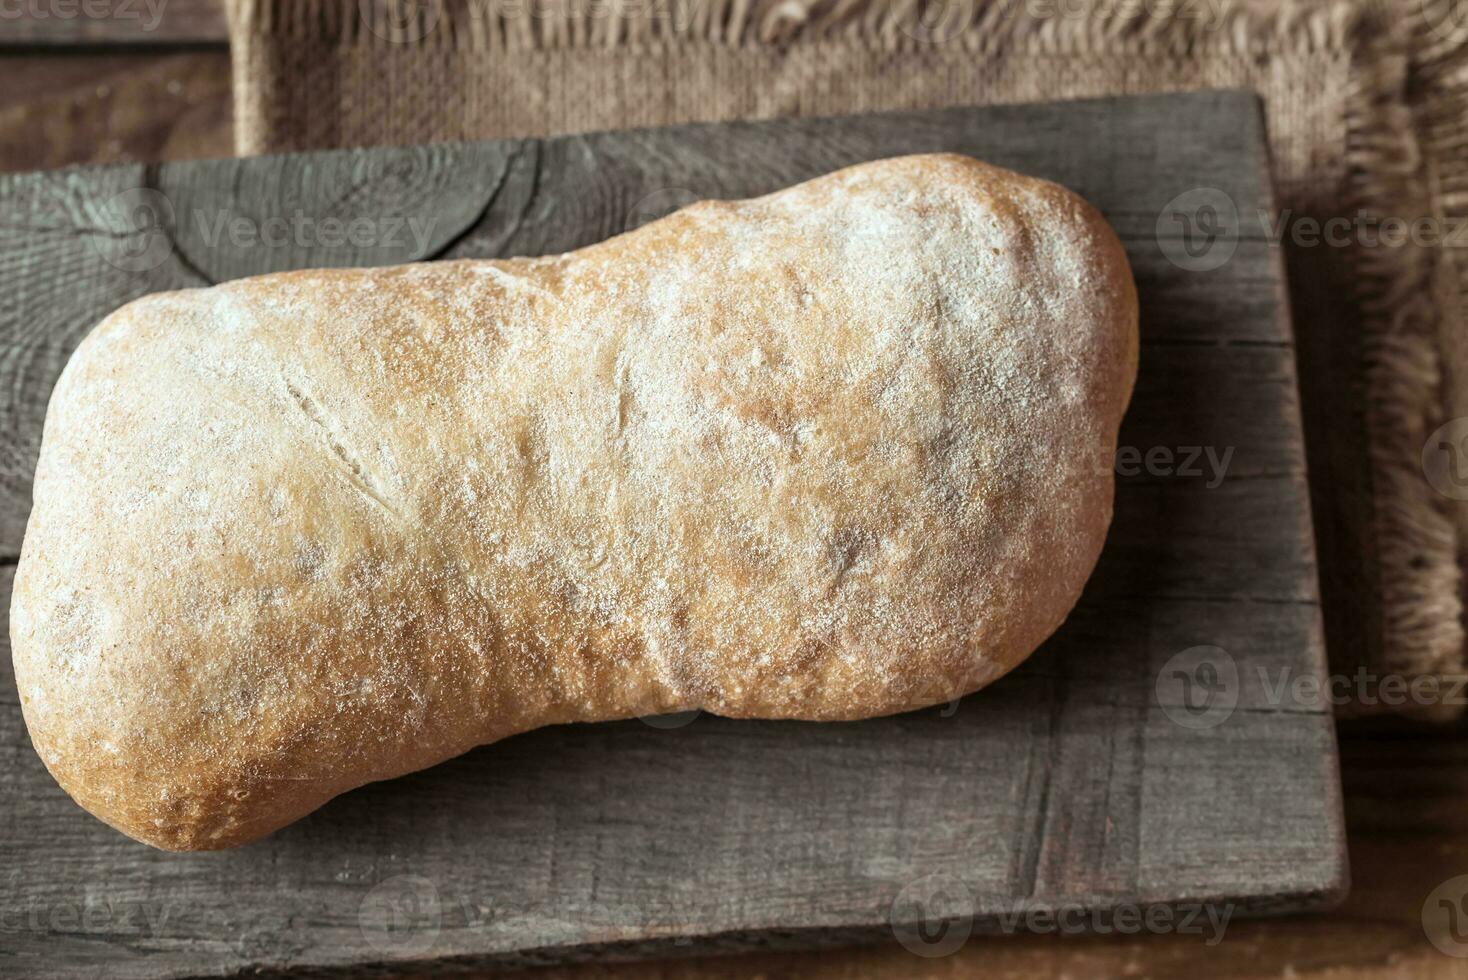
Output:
0,91,1346,976
492,716,1468,980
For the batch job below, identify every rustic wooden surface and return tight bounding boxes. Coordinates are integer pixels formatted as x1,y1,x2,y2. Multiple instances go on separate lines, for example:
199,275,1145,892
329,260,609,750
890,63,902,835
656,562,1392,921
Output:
0,52,232,174
489,716,1468,980
0,91,1346,977
0,28,1463,980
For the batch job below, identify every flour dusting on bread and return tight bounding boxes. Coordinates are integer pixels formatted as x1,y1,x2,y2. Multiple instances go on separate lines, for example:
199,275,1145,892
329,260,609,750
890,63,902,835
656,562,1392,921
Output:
13,154,1138,849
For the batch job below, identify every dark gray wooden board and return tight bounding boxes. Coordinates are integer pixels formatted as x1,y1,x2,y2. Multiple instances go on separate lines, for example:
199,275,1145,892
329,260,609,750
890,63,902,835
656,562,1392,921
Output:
0,91,1346,978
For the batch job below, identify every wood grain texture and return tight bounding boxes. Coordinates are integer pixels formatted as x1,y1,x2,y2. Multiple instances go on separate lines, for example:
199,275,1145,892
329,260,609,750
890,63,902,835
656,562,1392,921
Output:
0,53,233,175
492,718,1468,980
0,91,1347,977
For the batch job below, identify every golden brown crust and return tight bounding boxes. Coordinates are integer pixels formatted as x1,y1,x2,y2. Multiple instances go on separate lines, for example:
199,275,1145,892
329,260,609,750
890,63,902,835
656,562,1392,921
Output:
11,154,1138,850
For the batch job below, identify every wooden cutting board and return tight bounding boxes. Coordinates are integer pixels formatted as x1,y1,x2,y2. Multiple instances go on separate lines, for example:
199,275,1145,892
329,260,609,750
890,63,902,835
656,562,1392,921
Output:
0,90,1345,977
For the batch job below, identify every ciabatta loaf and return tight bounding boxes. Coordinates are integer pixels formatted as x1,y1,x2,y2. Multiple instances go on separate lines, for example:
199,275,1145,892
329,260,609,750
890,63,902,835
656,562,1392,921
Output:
12,154,1137,850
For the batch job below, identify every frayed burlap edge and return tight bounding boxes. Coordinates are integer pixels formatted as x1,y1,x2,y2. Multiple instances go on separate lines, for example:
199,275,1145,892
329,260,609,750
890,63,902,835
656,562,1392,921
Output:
225,0,1468,718
228,0,1362,54
1344,0,1467,719
225,0,1371,155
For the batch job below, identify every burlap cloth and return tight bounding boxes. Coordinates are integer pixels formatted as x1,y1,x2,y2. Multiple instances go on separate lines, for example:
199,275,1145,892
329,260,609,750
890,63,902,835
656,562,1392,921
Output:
225,0,1468,718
